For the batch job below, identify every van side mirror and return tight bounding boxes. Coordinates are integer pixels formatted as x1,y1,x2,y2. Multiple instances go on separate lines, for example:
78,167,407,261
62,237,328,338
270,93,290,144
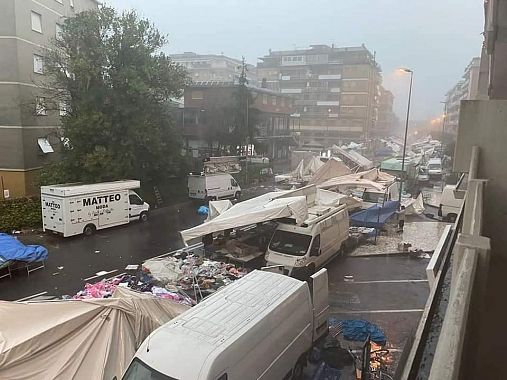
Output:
310,249,320,257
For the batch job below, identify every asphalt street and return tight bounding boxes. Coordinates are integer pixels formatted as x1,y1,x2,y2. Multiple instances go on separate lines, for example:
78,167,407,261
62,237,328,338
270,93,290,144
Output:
0,185,276,301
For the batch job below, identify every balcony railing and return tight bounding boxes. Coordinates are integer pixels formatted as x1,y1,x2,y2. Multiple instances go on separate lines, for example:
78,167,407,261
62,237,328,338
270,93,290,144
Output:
398,146,490,380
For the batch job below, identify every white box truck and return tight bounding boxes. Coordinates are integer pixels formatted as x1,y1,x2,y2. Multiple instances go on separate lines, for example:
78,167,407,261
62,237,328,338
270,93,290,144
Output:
188,173,241,201
41,180,150,237
122,269,329,380
265,204,349,277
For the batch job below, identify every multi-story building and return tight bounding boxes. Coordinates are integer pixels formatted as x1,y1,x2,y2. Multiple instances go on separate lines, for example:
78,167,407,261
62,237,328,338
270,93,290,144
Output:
257,44,382,147
170,52,258,86
376,86,398,137
176,82,296,160
0,0,98,198
444,57,480,134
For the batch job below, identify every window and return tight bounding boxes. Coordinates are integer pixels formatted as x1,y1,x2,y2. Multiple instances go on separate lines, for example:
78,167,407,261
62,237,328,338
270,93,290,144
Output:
35,97,47,116
310,235,321,257
31,11,42,33
56,24,63,41
129,195,144,205
262,94,268,104
123,358,177,380
38,138,54,153
230,179,238,187
271,96,277,105
59,100,68,116
33,54,44,74
269,230,312,256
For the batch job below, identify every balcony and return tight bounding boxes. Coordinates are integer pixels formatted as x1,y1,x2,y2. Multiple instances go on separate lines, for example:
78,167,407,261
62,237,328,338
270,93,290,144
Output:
398,146,490,380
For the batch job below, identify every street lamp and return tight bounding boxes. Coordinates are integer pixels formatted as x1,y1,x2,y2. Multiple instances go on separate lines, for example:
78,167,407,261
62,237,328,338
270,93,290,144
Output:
398,68,413,207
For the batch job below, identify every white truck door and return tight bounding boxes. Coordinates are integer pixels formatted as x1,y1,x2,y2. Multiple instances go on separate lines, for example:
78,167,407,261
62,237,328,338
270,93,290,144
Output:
311,268,329,341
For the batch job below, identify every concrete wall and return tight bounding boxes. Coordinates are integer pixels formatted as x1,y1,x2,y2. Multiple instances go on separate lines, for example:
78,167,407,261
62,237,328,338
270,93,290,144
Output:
454,99,507,378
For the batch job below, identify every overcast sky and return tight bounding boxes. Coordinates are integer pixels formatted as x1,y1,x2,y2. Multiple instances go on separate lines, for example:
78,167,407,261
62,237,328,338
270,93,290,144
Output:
105,0,483,120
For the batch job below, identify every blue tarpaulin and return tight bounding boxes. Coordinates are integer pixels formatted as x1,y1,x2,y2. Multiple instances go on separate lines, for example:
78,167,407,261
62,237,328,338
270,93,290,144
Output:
330,318,386,345
350,200,399,228
197,206,209,216
0,233,48,263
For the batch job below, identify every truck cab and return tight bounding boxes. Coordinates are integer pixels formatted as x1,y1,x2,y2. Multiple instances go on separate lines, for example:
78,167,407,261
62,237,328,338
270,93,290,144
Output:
128,190,150,222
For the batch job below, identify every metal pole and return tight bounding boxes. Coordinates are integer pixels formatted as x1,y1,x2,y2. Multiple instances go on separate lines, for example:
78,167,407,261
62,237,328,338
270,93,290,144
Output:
398,70,413,207
245,89,249,185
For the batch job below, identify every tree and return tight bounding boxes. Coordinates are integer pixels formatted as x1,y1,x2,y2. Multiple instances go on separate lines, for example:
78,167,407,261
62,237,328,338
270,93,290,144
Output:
40,7,189,185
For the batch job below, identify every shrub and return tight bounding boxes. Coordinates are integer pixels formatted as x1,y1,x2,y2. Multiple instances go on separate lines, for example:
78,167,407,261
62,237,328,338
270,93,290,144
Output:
0,197,42,232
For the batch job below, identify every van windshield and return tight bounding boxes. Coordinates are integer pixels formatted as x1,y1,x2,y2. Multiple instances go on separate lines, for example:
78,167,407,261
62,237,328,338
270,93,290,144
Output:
123,358,178,380
269,230,312,256
428,164,441,170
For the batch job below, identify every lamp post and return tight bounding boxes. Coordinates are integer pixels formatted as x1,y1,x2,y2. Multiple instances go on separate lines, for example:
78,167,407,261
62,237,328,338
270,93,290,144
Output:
398,68,413,207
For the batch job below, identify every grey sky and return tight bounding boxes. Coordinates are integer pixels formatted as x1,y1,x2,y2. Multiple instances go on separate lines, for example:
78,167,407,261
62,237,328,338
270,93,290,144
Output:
105,0,483,120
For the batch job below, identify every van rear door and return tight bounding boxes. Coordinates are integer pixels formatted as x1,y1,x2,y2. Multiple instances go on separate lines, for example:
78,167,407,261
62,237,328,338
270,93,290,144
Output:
310,268,329,341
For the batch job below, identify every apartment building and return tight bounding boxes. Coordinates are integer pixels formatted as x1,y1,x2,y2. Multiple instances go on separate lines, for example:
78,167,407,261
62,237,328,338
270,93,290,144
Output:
444,57,480,134
376,87,398,137
170,52,258,86
257,44,382,147
0,0,98,198
176,82,295,160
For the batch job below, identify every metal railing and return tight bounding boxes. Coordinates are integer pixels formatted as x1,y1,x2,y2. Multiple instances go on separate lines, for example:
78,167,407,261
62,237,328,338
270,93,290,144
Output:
398,146,491,380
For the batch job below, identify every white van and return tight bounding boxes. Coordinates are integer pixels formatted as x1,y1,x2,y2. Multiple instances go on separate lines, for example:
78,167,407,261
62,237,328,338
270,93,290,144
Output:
122,269,329,380
41,180,150,237
438,184,465,222
427,158,443,178
188,173,241,201
265,204,349,277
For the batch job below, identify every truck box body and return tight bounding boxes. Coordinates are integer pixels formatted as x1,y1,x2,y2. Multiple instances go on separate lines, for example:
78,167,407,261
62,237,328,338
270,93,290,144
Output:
41,180,149,237
123,269,329,380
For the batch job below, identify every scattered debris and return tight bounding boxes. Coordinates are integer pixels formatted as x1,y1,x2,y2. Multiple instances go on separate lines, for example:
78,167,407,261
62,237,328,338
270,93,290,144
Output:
57,266,64,270
344,275,354,282
94,250,100,254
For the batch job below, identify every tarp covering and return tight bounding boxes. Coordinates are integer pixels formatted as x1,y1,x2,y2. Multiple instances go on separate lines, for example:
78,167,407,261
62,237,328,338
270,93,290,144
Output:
0,288,189,380
308,158,351,185
0,233,48,263
330,318,386,345
180,191,309,242
350,200,399,228
318,169,396,193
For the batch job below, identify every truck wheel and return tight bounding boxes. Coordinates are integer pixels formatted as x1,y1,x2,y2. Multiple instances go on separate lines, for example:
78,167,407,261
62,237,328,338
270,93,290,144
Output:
140,211,149,222
83,224,96,236
292,355,306,380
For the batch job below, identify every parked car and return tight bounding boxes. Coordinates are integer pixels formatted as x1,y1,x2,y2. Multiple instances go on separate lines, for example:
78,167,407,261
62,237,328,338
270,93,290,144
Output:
427,158,443,178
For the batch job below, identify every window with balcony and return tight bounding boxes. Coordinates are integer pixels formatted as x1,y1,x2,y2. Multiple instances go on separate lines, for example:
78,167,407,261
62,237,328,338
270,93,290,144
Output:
31,11,42,33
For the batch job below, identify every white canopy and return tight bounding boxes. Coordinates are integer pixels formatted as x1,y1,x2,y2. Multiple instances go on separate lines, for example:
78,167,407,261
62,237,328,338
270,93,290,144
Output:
0,288,189,380
318,168,396,193
180,191,309,243
308,157,351,185
207,200,233,221
304,156,324,176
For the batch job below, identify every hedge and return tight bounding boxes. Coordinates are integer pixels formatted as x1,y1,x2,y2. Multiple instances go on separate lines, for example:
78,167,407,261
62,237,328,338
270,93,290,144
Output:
0,197,42,232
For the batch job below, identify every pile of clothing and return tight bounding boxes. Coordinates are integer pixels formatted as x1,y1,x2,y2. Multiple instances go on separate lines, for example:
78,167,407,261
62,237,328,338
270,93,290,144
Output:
71,254,248,306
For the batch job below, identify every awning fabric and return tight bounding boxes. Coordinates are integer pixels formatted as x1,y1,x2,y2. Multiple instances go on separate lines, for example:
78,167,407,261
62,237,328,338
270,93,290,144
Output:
308,158,351,185
180,191,308,242
207,200,233,221
0,288,189,380
318,169,396,193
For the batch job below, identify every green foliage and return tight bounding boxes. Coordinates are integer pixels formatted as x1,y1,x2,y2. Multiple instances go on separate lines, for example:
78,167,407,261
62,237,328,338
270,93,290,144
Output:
0,198,42,232
41,7,189,185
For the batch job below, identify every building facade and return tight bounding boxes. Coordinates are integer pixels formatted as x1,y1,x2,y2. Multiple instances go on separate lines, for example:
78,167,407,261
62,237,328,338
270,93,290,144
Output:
376,87,397,137
177,82,295,160
257,45,382,147
444,57,480,134
0,0,98,198
170,52,258,86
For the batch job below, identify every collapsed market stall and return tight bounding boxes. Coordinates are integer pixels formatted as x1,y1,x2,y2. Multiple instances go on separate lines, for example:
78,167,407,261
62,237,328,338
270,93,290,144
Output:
0,288,188,380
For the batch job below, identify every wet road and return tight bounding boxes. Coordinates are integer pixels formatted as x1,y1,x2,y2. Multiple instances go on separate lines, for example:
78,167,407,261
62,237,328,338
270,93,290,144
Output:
0,186,276,301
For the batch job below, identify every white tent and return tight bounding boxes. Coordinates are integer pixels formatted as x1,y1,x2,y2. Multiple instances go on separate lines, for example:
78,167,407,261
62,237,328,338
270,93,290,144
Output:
318,169,396,193
207,200,233,221
308,157,351,185
180,191,309,242
303,156,324,176
0,288,189,380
